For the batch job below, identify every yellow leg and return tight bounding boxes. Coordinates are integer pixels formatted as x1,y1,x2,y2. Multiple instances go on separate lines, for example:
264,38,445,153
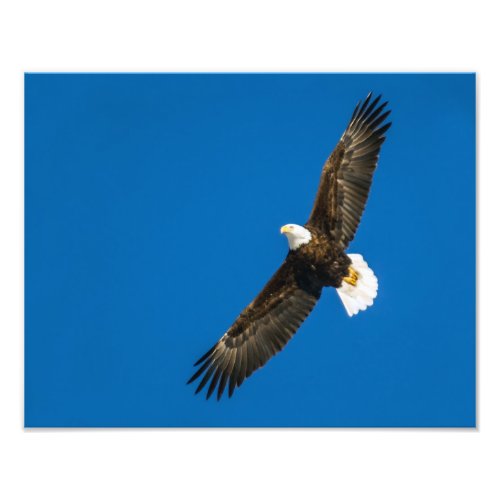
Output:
343,266,358,286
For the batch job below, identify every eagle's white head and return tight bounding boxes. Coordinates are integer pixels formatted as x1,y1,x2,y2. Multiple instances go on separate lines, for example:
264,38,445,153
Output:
280,224,312,250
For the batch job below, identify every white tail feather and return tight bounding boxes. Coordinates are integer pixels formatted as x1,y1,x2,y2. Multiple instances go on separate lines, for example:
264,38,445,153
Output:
337,254,378,317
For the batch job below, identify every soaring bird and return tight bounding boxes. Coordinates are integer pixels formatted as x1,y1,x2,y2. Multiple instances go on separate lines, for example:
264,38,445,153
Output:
188,93,391,400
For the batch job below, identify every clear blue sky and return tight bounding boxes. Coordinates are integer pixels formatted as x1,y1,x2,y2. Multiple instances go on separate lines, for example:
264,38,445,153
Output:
25,73,475,427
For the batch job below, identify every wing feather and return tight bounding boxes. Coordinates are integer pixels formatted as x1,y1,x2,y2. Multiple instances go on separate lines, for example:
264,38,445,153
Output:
307,93,391,249
187,260,321,400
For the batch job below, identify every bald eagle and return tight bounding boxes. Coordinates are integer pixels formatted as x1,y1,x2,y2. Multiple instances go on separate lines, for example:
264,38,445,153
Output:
188,93,391,400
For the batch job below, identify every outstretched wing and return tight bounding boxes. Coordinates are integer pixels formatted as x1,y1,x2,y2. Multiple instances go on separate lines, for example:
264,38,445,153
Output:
187,260,322,400
307,93,391,249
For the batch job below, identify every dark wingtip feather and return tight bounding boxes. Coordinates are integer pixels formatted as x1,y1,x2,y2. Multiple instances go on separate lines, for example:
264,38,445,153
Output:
195,367,214,394
195,364,216,394
357,93,372,117
365,100,386,126
187,357,212,385
349,100,362,123
376,121,392,136
217,371,230,401
206,369,222,400
362,94,382,120
368,109,391,132
350,93,389,129
193,345,216,367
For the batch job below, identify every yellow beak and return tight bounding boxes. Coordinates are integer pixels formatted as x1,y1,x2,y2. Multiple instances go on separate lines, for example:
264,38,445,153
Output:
280,225,290,234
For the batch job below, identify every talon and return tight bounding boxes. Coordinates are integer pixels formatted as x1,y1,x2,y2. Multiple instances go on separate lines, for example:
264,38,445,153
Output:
343,267,359,286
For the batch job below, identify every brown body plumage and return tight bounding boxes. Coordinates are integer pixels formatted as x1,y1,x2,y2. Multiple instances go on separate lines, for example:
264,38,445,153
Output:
188,93,391,400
